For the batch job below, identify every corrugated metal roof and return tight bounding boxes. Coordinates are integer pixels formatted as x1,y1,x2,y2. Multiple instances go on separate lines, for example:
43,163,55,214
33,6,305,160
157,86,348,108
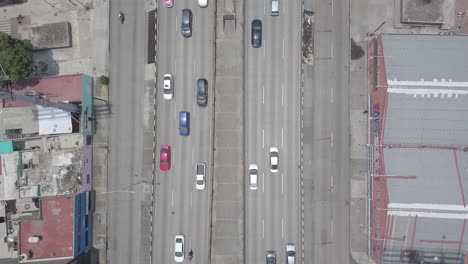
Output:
384,148,468,205
382,34,468,82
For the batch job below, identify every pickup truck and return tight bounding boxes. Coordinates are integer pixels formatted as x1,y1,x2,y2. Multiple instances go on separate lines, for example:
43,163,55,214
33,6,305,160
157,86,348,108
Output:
196,162,206,190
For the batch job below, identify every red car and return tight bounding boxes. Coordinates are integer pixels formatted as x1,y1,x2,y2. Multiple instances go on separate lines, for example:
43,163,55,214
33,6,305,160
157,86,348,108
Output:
160,145,171,171
163,0,173,8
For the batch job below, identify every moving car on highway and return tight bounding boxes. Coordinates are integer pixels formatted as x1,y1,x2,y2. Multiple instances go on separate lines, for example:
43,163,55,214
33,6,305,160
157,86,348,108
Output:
286,243,296,264
163,74,173,100
196,162,206,190
181,9,192,38
269,147,279,173
198,0,208,7
251,19,262,48
179,111,190,136
159,145,171,171
249,164,258,190
197,78,208,107
162,0,173,8
174,235,185,262
266,250,277,264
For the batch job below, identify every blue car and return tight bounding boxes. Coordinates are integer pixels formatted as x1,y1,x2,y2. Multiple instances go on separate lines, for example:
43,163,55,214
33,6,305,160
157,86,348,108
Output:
179,111,190,136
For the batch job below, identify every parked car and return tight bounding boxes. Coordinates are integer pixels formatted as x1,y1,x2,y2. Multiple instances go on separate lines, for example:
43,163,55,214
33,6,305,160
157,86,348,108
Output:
179,111,190,136
269,147,278,173
181,9,192,38
198,0,208,7
286,243,296,264
163,74,173,100
266,250,277,264
197,78,208,107
196,162,206,190
251,19,262,48
163,0,173,8
249,164,258,190
174,234,185,262
160,145,171,171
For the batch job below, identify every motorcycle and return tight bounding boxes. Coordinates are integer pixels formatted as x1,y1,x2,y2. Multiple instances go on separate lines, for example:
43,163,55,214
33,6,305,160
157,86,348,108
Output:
118,11,125,24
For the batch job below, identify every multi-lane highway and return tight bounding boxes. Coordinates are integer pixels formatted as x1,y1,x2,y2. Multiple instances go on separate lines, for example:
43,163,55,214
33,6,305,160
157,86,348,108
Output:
107,1,146,263
152,1,215,263
244,0,303,263
310,0,351,262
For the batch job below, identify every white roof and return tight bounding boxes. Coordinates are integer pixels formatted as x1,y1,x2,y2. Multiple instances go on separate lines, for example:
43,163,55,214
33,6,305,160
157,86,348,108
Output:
37,105,72,135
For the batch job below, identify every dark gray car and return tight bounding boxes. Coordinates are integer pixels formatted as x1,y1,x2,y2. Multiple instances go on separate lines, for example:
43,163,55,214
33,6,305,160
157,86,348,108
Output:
197,79,208,107
181,9,192,38
251,19,262,48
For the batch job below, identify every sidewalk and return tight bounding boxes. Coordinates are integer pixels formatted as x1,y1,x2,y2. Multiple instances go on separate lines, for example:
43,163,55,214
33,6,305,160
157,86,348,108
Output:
91,0,110,264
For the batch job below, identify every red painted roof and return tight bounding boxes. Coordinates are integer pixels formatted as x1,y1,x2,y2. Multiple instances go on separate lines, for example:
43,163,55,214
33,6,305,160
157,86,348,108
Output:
19,196,74,260
4,74,83,108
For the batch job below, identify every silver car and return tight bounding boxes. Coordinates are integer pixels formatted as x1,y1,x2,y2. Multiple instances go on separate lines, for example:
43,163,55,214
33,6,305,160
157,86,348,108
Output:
174,234,185,262
269,147,279,173
249,164,258,190
163,74,173,100
286,243,295,264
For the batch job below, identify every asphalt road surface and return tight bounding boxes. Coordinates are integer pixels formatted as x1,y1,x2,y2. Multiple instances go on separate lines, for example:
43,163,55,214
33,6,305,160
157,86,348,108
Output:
152,1,215,263
107,1,145,263
310,0,351,263
244,0,303,263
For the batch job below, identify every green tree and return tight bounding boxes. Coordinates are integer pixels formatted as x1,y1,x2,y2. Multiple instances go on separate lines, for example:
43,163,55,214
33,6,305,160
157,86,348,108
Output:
0,32,33,82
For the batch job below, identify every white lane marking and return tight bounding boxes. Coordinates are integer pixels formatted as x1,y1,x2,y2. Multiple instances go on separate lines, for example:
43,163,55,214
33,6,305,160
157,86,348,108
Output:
331,218,334,237
330,87,334,103
172,146,175,165
170,236,173,253
262,219,265,239
263,40,266,57
190,192,193,208
264,0,266,15
171,190,174,207
281,128,284,148
282,39,285,58
331,43,334,59
331,175,334,189
281,173,284,193
330,132,334,147
281,83,284,105
193,62,196,74
262,129,265,149
189,237,192,248
262,173,265,193
263,85,265,104
175,16,178,32
174,60,177,75
191,148,194,163
331,0,334,16
282,218,284,238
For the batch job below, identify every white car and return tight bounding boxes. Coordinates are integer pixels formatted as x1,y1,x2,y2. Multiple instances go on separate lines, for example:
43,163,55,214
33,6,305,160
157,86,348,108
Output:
163,74,173,100
249,164,258,190
198,0,208,7
286,243,296,264
269,147,279,173
196,162,206,190
174,234,184,262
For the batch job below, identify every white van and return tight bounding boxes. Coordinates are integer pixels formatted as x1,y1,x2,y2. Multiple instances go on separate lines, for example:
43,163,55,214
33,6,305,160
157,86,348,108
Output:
271,0,279,16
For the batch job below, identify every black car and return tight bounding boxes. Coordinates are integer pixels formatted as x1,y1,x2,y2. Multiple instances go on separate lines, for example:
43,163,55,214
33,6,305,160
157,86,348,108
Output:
181,9,192,38
251,19,262,48
197,79,208,107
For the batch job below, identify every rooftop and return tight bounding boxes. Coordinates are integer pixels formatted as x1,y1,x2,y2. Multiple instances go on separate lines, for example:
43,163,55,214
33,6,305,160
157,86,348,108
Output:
370,34,468,263
3,74,84,108
19,196,74,261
